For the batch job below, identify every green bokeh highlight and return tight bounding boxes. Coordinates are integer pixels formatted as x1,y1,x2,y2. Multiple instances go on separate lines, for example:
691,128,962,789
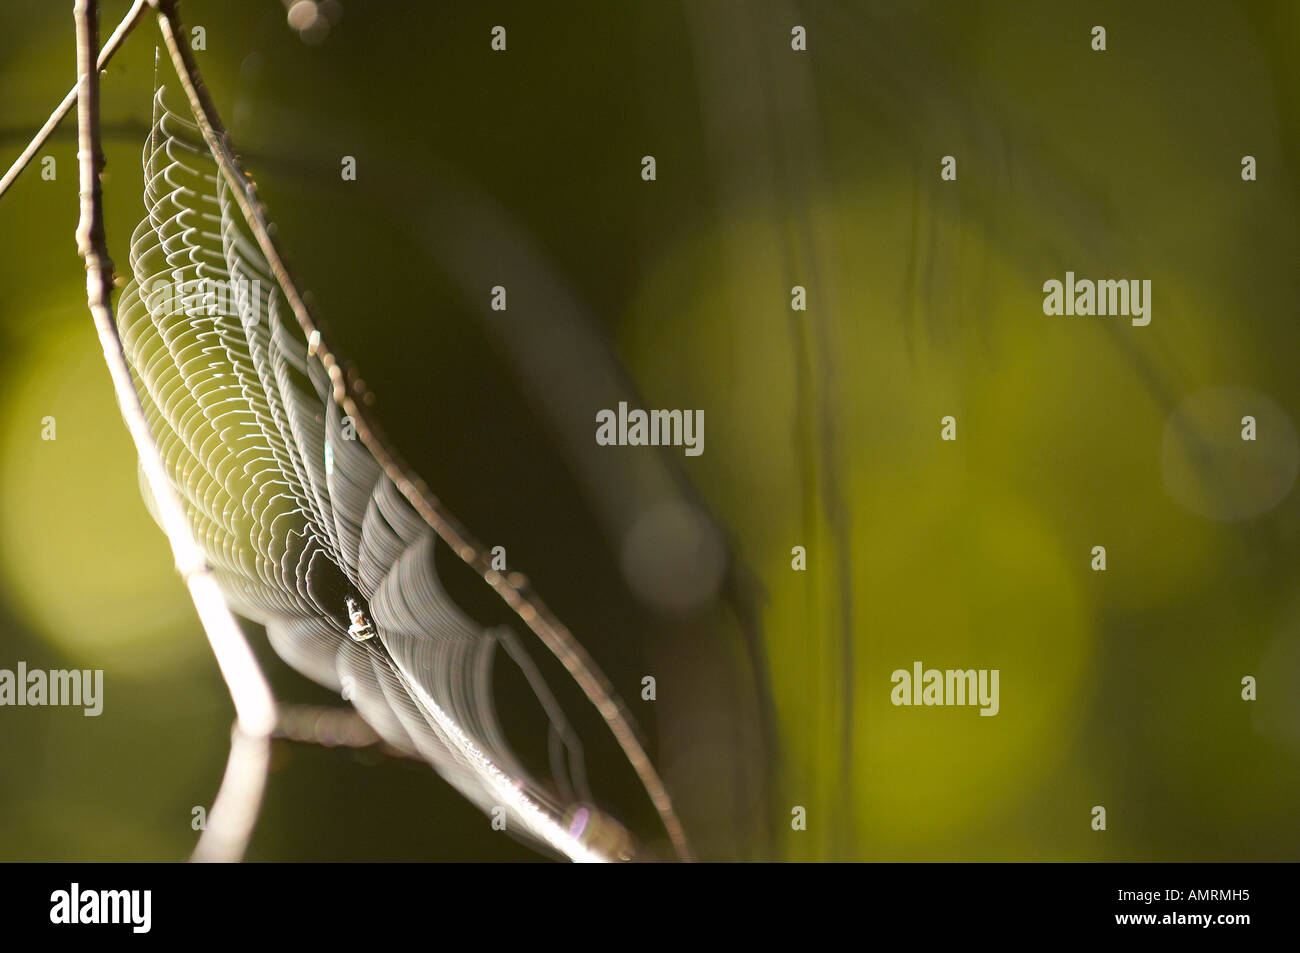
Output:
1,0,1298,860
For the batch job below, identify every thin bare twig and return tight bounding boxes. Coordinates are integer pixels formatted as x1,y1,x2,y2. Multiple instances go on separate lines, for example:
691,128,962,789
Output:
72,0,275,863
191,724,272,862
0,0,148,202
152,0,693,861
275,704,384,750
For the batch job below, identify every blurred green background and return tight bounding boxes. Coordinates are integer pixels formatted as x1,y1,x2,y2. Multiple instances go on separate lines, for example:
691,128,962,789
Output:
1,0,1298,861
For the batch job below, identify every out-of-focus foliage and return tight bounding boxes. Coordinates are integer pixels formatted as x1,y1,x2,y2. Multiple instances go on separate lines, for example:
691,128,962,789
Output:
1,0,1298,860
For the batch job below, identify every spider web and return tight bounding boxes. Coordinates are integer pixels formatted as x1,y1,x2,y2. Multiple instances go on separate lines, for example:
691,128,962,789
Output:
116,87,610,862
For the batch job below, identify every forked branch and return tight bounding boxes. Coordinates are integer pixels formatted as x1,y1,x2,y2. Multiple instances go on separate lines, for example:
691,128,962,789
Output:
72,0,275,863
0,0,148,202
151,0,693,861
19,0,693,863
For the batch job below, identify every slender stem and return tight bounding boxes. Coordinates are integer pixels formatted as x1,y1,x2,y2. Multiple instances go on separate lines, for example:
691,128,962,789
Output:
154,0,692,861
191,724,271,863
73,0,275,863
275,704,386,751
0,0,148,202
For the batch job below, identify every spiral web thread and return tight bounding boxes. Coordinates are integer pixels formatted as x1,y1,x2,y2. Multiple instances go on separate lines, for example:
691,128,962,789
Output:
117,88,604,862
